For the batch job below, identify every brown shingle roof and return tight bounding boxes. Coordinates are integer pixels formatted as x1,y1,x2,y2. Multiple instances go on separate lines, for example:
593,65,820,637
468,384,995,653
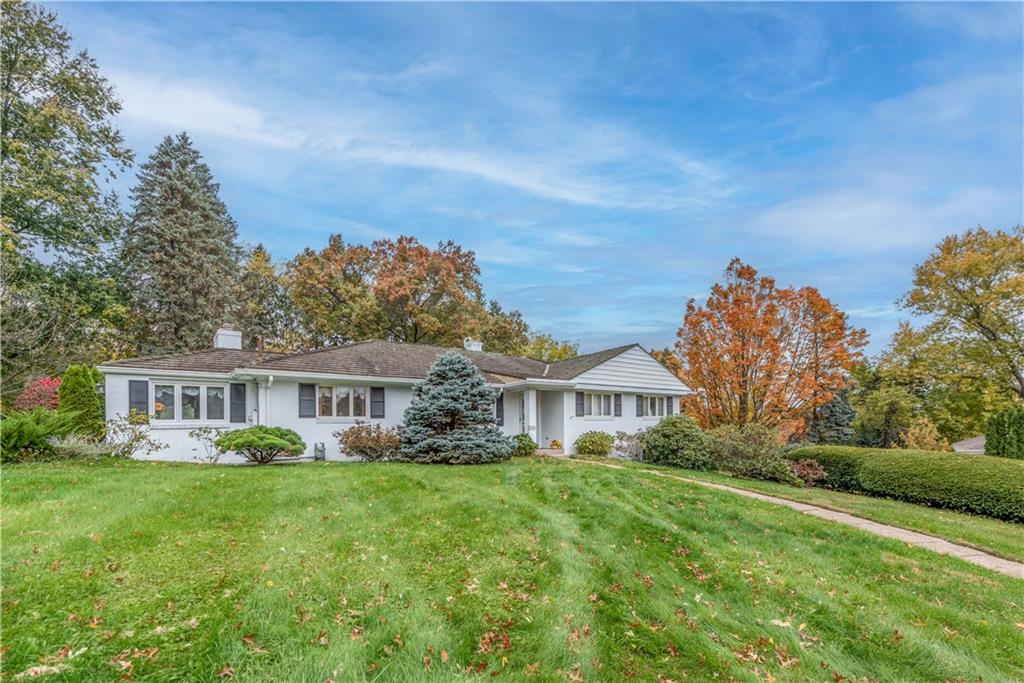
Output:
101,349,287,374
101,340,640,383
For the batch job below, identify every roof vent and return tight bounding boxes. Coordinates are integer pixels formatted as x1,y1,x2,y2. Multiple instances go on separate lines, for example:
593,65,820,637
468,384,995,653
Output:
463,337,483,352
213,327,242,350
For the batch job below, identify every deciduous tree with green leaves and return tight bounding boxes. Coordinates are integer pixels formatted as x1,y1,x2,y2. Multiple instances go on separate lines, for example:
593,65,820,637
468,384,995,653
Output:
519,333,579,362
902,226,1024,399
1,0,132,256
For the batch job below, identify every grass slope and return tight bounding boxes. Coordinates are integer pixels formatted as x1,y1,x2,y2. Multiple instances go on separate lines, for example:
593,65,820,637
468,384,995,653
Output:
2,458,1022,682
577,457,1024,562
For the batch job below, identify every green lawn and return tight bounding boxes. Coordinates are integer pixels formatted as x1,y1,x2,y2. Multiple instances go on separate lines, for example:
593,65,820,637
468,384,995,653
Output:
2,458,1022,682
574,456,1024,562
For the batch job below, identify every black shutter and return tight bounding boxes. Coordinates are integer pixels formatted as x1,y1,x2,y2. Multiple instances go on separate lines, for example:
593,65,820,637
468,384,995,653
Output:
128,380,148,415
495,393,504,426
230,383,247,423
370,387,386,419
636,394,644,417
614,393,622,417
667,396,674,415
575,392,585,417
298,383,316,418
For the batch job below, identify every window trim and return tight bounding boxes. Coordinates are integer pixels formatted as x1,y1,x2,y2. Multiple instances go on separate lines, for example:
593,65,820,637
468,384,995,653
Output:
316,384,374,422
150,381,229,424
638,394,667,420
583,391,615,419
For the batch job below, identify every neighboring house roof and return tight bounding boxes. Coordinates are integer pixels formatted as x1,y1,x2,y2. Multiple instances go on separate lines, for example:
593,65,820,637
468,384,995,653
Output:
101,349,288,374
952,435,986,454
99,340,645,385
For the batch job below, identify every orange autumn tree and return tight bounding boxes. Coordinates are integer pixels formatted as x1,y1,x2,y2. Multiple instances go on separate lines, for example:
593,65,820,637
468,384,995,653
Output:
675,259,867,438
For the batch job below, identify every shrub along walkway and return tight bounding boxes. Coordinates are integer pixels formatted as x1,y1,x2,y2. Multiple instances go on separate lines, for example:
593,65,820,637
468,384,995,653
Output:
570,458,1024,579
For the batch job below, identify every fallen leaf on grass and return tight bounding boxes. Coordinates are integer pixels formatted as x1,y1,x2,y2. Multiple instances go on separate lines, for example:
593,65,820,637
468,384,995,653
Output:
14,665,67,680
350,627,363,640
216,664,235,679
313,629,329,646
241,635,267,653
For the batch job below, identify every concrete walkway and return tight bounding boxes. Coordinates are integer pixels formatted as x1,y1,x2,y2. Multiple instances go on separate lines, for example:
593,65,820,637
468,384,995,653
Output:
573,459,1024,579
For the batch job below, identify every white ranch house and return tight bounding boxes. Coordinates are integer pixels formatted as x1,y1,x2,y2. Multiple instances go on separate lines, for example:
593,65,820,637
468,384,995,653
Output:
99,329,690,462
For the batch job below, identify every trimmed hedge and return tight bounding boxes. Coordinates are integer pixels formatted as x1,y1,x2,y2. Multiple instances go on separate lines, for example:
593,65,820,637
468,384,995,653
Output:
574,431,614,457
789,446,1024,521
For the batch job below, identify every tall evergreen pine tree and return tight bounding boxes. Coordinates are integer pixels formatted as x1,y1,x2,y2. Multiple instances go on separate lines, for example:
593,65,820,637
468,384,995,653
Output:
398,351,512,464
232,244,297,350
120,132,239,354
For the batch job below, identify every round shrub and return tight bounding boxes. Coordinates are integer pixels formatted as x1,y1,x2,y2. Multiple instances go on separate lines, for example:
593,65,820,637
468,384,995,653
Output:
709,423,797,484
641,415,712,469
574,431,614,457
335,423,400,462
511,433,538,457
215,426,306,465
785,445,869,490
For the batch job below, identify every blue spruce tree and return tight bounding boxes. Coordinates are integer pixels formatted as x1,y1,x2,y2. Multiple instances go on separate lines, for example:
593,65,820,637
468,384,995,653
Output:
806,390,855,445
398,351,512,464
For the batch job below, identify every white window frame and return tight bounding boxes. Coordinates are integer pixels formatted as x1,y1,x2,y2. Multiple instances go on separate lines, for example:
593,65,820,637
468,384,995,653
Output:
150,381,228,424
640,394,666,420
584,392,614,419
316,384,371,422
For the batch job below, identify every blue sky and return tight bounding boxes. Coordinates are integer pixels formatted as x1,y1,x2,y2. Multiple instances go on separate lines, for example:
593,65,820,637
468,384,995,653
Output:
55,2,1023,353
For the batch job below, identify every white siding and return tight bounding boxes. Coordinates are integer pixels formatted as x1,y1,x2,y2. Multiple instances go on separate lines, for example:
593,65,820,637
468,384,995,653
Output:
103,372,257,463
573,346,688,394
268,379,412,460
563,390,674,454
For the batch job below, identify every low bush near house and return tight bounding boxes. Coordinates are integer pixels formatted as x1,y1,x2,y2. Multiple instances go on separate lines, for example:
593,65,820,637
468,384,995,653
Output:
788,459,827,486
613,430,645,460
0,408,78,462
510,433,538,458
106,411,166,459
641,415,712,469
215,426,306,465
47,434,112,459
574,430,614,457
188,426,226,464
335,423,400,462
789,445,1024,521
709,423,797,484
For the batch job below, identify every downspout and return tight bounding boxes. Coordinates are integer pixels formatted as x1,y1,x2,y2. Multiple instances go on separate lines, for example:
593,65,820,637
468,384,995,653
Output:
266,375,274,426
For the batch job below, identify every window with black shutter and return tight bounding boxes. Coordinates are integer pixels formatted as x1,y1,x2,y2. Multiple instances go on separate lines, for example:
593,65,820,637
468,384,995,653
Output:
370,387,386,418
298,383,316,417
575,392,585,417
636,394,644,417
667,396,674,415
128,380,148,415
495,393,504,425
614,393,622,417
230,383,247,423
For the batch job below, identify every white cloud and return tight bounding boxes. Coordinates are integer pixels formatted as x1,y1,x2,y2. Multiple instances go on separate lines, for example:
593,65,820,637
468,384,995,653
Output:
900,3,1024,42
112,73,303,149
